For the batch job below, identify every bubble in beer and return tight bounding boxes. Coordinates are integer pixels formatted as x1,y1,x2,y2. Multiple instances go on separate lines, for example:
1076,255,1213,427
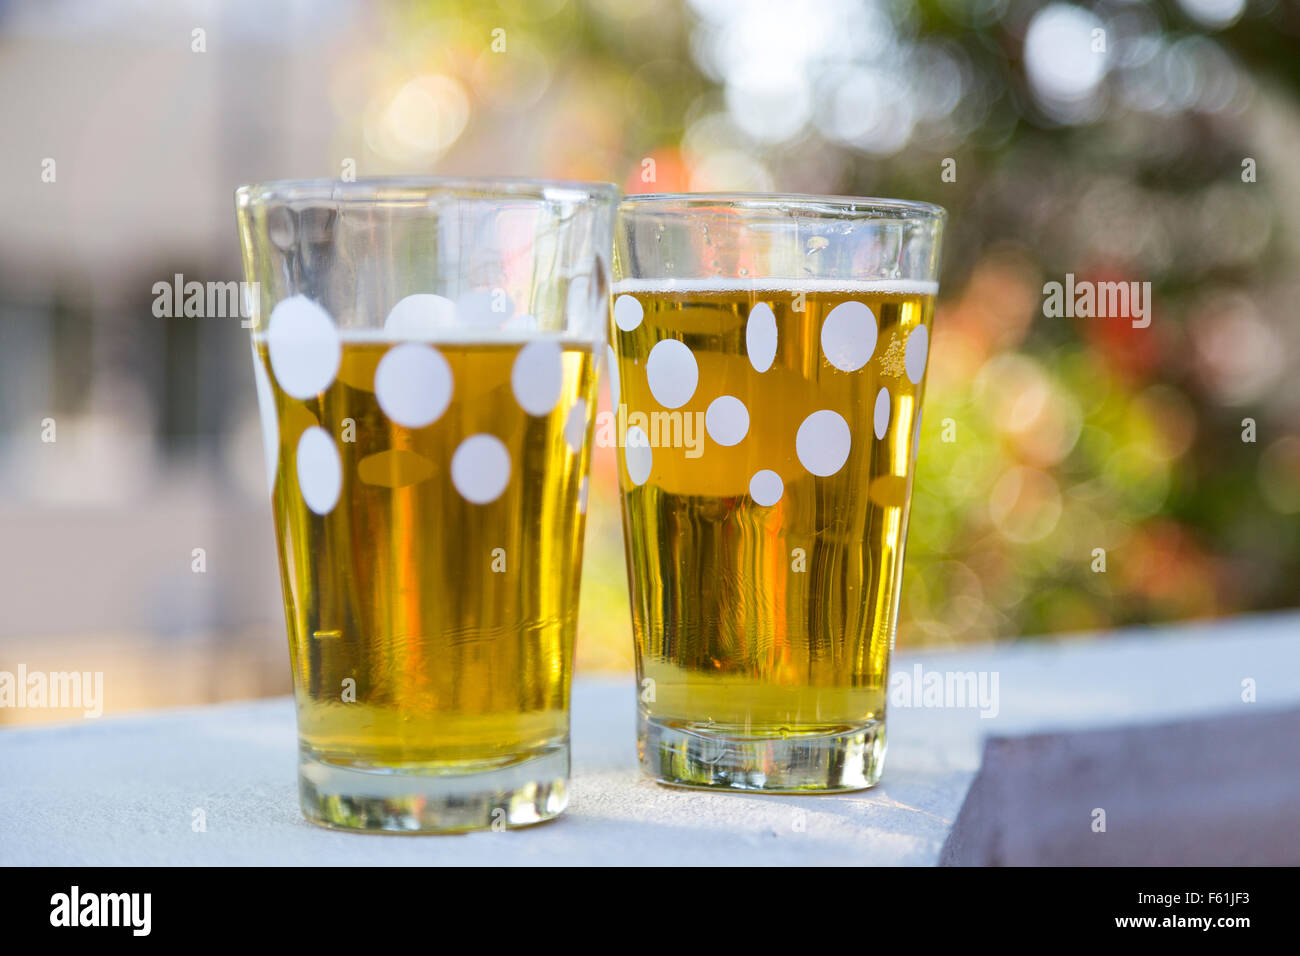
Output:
796,409,852,477
375,343,453,427
451,434,512,504
267,295,341,399
645,338,698,409
296,426,342,515
820,300,877,372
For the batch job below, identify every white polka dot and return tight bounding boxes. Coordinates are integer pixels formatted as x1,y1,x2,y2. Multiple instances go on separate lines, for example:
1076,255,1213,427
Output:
564,399,588,452
905,325,929,384
605,344,621,408
705,395,750,446
820,300,878,372
912,408,923,464
251,348,278,494
266,295,340,399
578,476,589,514
645,338,698,409
874,387,891,440
384,294,456,337
746,302,777,373
458,289,513,326
625,426,652,486
613,294,643,331
502,312,539,333
511,339,564,415
374,343,453,428
567,276,592,329
749,470,784,507
451,434,511,504
297,426,341,515
796,409,852,477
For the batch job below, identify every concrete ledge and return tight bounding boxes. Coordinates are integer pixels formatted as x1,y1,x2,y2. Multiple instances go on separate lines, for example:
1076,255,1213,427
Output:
943,706,1300,865
2,611,1297,865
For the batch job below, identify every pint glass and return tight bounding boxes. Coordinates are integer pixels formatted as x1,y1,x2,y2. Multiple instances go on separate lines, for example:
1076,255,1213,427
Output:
611,194,945,791
235,178,616,831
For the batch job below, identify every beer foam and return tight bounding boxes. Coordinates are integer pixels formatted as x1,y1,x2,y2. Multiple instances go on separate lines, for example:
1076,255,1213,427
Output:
611,277,939,296
252,327,591,346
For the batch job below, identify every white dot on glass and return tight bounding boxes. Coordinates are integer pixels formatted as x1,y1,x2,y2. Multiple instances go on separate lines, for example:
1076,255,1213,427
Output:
297,426,341,515
567,276,591,329
706,395,750,446
645,338,698,409
613,294,644,331
874,387,891,440
749,469,784,507
625,426,652,486
796,409,852,477
511,339,565,416
565,399,588,452
384,294,457,337
266,295,341,399
374,343,453,428
905,325,929,384
451,434,511,504
578,476,589,514
251,350,279,494
820,300,878,372
457,289,513,326
746,302,777,373
605,344,621,408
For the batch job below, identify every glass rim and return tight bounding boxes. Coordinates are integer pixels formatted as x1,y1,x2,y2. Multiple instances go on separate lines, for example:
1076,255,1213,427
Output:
620,191,946,222
235,175,621,208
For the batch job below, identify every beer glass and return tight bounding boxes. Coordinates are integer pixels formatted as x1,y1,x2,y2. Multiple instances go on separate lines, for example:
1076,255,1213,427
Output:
611,194,945,791
235,178,616,831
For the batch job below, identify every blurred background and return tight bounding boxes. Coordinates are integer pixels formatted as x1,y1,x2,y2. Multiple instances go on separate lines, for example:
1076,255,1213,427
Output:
1,0,1297,724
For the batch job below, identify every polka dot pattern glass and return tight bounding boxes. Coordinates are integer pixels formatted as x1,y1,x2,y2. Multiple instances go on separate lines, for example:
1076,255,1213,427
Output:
236,178,617,832
611,193,946,792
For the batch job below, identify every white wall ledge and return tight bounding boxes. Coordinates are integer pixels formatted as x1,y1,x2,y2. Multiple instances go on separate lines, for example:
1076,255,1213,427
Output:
2,611,1297,866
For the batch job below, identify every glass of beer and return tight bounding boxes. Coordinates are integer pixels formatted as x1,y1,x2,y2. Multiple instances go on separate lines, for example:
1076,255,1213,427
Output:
235,178,616,831
611,194,945,791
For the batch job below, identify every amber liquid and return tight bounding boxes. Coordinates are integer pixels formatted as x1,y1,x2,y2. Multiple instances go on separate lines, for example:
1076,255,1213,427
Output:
611,281,934,737
254,336,596,769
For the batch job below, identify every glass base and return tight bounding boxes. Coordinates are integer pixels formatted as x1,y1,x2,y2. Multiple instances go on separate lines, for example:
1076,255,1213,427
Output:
297,741,568,833
638,712,886,793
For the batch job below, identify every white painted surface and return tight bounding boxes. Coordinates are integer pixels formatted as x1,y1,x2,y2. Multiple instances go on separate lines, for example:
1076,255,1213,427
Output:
2,612,1297,865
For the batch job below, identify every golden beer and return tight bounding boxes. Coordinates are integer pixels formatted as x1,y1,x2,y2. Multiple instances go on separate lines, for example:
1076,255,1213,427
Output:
610,279,935,790
253,335,596,814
